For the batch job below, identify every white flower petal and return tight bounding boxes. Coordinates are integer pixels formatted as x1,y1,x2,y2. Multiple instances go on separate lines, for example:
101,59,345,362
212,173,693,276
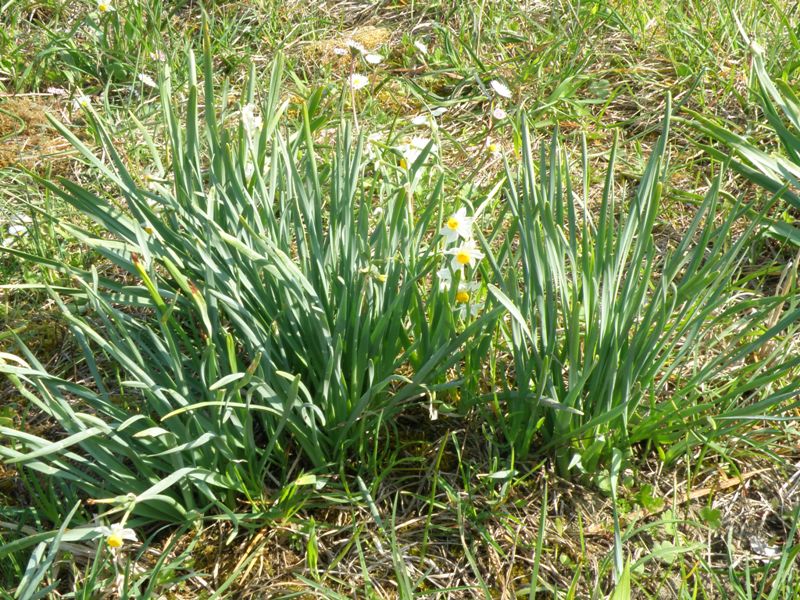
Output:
349,73,369,91
241,103,263,133
345,39,367,54
490,80,512,99
137,73,157,88
72,94,92,110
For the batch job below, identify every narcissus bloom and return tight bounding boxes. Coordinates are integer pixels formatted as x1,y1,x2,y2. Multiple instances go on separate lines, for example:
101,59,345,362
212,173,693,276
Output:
241,103,263,134
436,267,452,291
97,0,114,11
349,73,369,91
446,240,484,271
99,523,137,549
439,207,474,244
398,137,436,169
455,281,482,319
3,214,32,246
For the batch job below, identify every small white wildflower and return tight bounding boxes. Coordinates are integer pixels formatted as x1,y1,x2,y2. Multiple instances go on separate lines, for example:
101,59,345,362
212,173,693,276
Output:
345,39,367,54
333,47,348,56
349,73,370,91
445,240,484,271
486,139,501,157
72,94,92,110
490,80,512,99
98,523,137,549
439,207,474,244
241,103,263,134
492,106,507,120
46,87,67,96
96,0,114,12
430,107,448,117
411,114,430,126
414,40,428,55
149,50,167,62
365,53,383,65
137,73,157,89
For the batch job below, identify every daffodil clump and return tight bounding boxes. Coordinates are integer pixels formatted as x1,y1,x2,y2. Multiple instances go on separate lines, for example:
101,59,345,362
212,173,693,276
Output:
437,207,484,319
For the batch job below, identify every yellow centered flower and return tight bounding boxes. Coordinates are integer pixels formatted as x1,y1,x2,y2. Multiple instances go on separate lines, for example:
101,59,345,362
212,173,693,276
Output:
447,216,460,230
455,290,470,303
98,2,111,10
107,533,124,548
455,250,471,265
488,143,499,153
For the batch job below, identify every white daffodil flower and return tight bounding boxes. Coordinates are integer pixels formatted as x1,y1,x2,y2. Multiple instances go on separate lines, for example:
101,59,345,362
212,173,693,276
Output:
99,523,137,549
490,80,512,99
97,0,114,11
492,106,507,120
439,207,474,244
241,103,263,134
349,73,369,91
455,281,483,319
437,267,452,292
458,299,484,320
244,161,255,180
446,240,484,271
398,137,436,169
3,214,31,246
411,136,436,152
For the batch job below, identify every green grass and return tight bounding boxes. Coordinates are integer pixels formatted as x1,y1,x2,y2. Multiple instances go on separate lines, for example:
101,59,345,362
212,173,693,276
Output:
2,0,800,597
